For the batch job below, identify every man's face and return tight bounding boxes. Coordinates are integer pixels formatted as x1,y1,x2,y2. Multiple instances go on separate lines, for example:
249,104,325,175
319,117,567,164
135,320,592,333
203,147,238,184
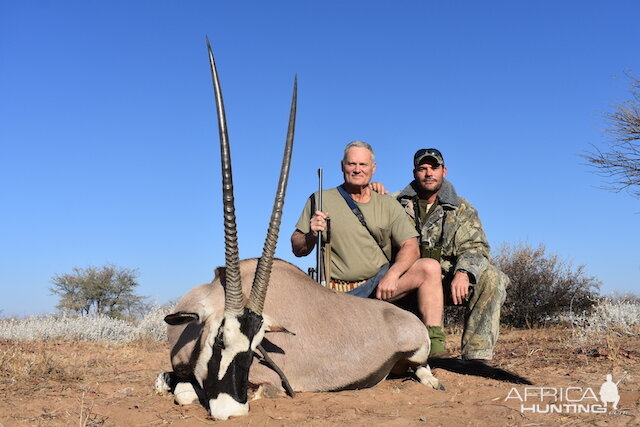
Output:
414,158,447,194
342,147,376,188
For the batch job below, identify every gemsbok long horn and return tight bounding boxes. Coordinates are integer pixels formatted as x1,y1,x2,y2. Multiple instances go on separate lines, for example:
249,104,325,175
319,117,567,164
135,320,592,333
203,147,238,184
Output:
247,77,297,315
206,37,243,317
207,38,297,317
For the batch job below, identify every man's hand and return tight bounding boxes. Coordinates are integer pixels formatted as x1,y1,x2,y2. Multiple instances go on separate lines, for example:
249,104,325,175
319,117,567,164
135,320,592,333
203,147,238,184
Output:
309,210,329,236
375,238,419,300
369,182,388,194
376,271,400,300
451,270,470,305
291,210,330,257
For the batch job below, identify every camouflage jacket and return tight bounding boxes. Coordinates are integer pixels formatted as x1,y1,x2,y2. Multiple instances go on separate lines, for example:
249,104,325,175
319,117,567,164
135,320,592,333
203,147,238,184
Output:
395,179,489,283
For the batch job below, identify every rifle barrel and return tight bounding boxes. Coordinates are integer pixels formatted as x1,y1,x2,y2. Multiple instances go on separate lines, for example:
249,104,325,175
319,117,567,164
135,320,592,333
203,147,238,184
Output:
316,168,325,285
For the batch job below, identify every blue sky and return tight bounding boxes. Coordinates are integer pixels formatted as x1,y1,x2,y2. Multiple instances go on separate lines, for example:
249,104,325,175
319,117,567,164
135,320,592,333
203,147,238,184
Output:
1,1,638,316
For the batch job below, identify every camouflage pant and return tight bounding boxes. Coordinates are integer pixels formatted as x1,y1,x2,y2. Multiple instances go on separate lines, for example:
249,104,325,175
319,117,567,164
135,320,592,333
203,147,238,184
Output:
445,264,508,360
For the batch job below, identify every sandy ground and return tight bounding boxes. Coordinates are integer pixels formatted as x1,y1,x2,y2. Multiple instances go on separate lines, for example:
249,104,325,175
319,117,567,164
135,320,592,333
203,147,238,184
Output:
1,327,638,426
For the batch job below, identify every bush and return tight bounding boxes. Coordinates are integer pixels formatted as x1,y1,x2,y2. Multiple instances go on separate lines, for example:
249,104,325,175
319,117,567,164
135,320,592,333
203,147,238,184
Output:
0,304,171,343
564,298,640,334
606,290,640,304
561,296,640,349
493,243,601,328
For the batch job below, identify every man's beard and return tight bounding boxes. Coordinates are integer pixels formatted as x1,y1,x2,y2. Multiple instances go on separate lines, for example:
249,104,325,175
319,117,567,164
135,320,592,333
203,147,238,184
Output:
423,179,442,191
415,178,442,197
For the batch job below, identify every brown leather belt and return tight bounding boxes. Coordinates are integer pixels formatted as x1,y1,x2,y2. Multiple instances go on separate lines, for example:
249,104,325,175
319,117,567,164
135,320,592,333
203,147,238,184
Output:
328,278,367,293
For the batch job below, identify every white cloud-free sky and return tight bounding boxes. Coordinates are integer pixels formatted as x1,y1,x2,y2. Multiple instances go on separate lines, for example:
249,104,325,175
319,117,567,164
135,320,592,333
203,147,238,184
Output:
1,1,638,315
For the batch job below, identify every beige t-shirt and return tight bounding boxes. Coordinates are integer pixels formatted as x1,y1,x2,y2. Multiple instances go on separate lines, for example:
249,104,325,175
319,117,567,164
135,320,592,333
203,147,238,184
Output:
295,187,418,281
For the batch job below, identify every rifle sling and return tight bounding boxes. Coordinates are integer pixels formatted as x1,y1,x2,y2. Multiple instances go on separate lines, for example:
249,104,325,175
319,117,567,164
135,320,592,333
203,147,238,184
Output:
337,185,390,262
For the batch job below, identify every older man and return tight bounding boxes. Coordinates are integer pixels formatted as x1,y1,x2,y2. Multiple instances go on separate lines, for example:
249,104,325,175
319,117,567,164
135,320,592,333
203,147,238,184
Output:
290,141,446,355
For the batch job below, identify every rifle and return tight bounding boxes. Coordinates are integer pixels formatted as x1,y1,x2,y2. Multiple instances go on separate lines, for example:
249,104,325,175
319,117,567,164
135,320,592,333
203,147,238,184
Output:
615,372,628,385
316,168,325,285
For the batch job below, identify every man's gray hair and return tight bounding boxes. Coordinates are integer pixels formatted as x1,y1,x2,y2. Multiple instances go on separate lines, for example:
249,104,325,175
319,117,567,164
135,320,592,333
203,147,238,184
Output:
342,140,375,163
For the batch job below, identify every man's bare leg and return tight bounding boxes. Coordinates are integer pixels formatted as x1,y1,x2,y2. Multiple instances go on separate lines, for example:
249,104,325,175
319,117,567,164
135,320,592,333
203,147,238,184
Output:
392,257,443,326
391,258,445,355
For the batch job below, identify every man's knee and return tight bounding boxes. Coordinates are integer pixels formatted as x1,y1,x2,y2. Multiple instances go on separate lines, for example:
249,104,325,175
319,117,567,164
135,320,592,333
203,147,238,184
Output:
475,264,507,304
415,257,440,277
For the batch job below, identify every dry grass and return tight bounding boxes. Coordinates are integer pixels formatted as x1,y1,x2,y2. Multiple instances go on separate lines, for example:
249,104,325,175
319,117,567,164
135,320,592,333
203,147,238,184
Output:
0,340,85,384
0,327,638,426
0,339,167,386
0,305,170,342
0,339,169,426
0,299,638,425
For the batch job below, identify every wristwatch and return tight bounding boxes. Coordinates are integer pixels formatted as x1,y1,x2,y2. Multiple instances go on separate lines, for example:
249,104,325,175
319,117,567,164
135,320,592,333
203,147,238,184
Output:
456,269,472,281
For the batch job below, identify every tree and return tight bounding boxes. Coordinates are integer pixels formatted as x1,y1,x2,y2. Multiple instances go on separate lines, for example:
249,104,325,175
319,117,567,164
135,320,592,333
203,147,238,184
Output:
50,264,147,319
493,243,601,328
584,73,640,198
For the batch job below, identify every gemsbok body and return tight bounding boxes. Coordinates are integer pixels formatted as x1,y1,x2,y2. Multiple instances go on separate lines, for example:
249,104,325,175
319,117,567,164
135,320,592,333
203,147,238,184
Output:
156,39,441,421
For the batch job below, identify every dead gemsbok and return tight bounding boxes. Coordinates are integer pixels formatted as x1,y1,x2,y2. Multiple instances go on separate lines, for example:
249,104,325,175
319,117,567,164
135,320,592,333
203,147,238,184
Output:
155,39,442,420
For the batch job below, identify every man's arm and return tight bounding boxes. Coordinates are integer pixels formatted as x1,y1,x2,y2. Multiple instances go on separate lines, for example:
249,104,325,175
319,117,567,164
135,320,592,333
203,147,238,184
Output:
291,230,316,257
375,237,419,300
452,201,490,282
449,201,490,304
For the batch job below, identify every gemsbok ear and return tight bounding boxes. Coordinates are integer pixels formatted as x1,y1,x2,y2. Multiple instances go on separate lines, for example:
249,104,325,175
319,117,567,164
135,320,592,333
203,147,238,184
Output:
164,312,200,325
